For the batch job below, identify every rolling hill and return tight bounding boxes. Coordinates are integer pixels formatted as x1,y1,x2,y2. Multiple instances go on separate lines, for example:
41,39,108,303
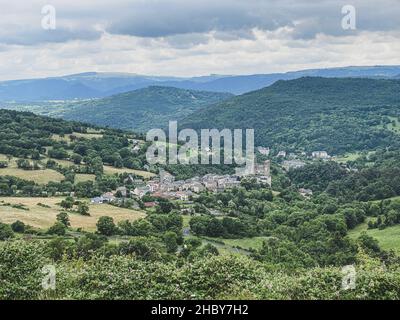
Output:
57,86,233,132
181,77,400,154
2,65,400,101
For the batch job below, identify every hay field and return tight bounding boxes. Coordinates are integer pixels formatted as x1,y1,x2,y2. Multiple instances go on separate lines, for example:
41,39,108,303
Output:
0,197,146,231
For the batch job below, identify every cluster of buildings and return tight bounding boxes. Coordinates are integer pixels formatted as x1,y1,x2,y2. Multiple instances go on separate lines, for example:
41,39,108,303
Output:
134,162,272,201
282,159,306,171
91,161,272,204
258,144,331,161
89,143,334,206
132,172,244,201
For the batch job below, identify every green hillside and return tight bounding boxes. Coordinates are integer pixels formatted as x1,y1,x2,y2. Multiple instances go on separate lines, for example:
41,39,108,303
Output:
181,77,400,154
59,86,233,132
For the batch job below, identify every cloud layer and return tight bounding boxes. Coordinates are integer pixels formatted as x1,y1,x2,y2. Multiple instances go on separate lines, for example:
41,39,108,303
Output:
0,0,399,80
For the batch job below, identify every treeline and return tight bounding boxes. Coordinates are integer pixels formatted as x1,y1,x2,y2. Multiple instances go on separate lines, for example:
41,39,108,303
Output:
289,151,400,202
0,173,140,198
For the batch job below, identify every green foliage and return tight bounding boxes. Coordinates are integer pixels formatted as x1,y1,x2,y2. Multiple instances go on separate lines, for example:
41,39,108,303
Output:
47,222,66,236
0,223,14,240
0,241,49,299
163,231,178,253
77,202,90,216
60,197,74,209
289,161,347,192
0,239,399,300
10,220,26,233
61,86,233,132
56,212,70,227
182,77,400,154
118,237,163,261
96,216,117,236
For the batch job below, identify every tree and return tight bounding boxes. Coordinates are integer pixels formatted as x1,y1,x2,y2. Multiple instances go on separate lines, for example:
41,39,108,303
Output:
11,220,25,233
48,148,69,159
71,153,83,165
47,222,66,236
16,159,33,170
78,202,90,216
46,237,70,261
56,212,70,227
118,237,162,261
163,231,178,253
89,156,104,174
75,234,107,259
0,223,14,240
157,200,173,214
97,216,116,236
200,243,219,257
60,197,74,210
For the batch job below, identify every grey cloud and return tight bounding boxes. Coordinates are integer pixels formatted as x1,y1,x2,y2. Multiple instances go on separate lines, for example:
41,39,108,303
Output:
105,0,400,40
0,0,399,46
0,27,101,46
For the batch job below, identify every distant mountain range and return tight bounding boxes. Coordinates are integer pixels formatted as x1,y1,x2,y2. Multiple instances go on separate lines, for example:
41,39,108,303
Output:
1,65,400,100
181,77,400,154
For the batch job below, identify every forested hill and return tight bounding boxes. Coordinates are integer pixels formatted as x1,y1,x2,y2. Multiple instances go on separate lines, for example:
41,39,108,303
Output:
50,86,233,132
181,77,400,154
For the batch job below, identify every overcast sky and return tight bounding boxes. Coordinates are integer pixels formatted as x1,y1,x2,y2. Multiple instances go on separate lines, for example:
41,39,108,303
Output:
0,0,399,80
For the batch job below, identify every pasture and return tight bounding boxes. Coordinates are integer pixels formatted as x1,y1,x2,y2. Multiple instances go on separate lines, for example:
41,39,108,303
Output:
0,197,146,231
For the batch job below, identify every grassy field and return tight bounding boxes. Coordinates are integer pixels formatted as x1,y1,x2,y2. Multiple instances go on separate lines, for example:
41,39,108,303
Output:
0,197,146,231
51,132,103,143
0,154,11,162
220,237,268,250
75,174,96,183
0,152,154,183
0,167,64,184
348,221,400,254
50,158,77,167
190,236,269,256
335,152,361,163
103,165,155,178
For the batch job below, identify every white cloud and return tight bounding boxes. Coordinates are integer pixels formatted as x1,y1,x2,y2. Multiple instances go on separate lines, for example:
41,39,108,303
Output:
0,0,399,80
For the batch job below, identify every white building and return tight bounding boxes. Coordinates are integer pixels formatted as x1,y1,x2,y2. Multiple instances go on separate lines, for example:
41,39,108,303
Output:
257,147,270,156
312,151,330,159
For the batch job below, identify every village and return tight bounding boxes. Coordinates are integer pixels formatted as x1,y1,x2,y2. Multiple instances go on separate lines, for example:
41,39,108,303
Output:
92,160,271,207
90,147,339,208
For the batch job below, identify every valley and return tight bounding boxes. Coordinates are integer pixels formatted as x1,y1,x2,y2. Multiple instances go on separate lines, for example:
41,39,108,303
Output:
1,74,400,300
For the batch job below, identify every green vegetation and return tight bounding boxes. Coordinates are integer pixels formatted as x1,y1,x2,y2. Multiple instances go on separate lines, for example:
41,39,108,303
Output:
1,82,400,302
1,240,400,300
349,223,400,254
182,77,400,154
57,86,233,132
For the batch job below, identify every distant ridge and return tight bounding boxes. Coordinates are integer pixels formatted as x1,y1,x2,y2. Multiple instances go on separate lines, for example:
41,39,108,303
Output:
1,65,400,100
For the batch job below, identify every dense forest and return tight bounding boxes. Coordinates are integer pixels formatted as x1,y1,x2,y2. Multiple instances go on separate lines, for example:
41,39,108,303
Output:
181,77,400,154
35,86,233,132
